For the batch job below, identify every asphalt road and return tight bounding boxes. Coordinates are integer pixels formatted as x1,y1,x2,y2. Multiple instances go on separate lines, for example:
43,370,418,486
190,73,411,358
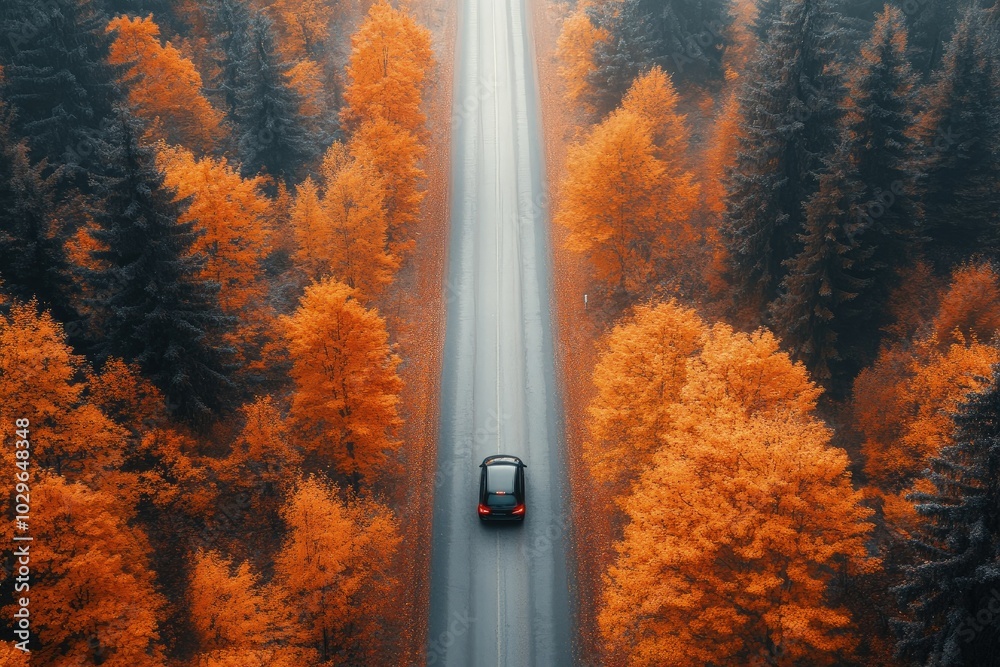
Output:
425,0,574,663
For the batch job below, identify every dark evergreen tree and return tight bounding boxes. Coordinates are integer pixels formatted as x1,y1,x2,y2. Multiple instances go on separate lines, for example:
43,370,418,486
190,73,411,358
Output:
0,0,120,191
88,106,232,424
639,0,732,80
586,0,663,115
912,7,1000,268
233,13,316,183
894,367,1000,667
770,5,919,386
768,156,869,385
751,0,784,41
588,0,732,109
898,0,960,75
0,102,77,321
207,0,253,123
721,0,850,302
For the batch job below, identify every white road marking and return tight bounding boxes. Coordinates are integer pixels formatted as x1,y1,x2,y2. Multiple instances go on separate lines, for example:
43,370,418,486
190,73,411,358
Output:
490,2,503,666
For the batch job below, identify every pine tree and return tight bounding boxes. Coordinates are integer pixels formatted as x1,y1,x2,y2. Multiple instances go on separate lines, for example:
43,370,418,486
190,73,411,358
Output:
88,106,232,424
0,102,77,320
207,0,253,123
751,0,784,42
588,0,731,100
721,0,849,303
586,0,662,115
894,368,1000,667
234,13,317,183
637,0,732,80
902,0,960,76
912,7,1000,267
769,159,869,385
771,5,919,386
0,0,120,189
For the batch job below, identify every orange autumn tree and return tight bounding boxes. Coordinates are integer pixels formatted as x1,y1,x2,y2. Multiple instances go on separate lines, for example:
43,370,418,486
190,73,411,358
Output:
283,279,403,485
555,9,608,111
0,302,125,486
599,322,875,666
854,261,1000,530
290,177,329,277
82,357,218,516
0,643,28,666
703,89,742,217
557,109,664,296
701,89,742,295
341,0,434,135
275,477,401,665
267,0,334,60
291,145,397,297
557,71,698,297
222,396,302,493
22,475,167,667
107,15,223,153
932,261,1000,344
855,336,998,532
350,116,426,256
286,59,332,135
619,67,690,164
189,550,316,666
321,147,398,297
157,145,272,314
584,300,706,495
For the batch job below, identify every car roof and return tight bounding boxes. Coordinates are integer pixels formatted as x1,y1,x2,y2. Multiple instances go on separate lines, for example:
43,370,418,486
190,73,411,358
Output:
481,455,524,466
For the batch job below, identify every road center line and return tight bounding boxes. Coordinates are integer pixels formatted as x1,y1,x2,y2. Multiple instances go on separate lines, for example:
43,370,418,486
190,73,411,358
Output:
490,1,503,666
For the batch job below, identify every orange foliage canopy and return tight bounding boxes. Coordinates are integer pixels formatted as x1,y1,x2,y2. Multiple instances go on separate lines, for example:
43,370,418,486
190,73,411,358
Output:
322,147,398,297
349,117,426,256
558,109,665,294
0,643,28,666
932,261,1000,344
283,279,403,485
341,0,434,135
275,477,401,664
107,15,223,153
221,396,302,492
557,70,698,296
555,9,608,111
584,300,706,494
157,145,272,314
190,550,316,666
598,320,875,666
619,67,690,162
286,59,330,133
856,336,998,530
703,90,741,217
0,303,125,486
291,144,398,298
268,0,333,60
290,177,329,277
856,261,1000,529
18,475,167,667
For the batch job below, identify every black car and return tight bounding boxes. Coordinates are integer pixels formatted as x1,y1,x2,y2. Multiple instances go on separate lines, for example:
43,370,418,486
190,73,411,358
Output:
478,455,526,521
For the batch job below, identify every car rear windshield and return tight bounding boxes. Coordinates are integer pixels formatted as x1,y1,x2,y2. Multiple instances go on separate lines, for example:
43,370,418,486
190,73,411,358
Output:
487,493,517,508
486,465,516,493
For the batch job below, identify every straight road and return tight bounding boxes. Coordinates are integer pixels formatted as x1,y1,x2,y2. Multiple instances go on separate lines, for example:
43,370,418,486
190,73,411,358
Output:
426,0,574,663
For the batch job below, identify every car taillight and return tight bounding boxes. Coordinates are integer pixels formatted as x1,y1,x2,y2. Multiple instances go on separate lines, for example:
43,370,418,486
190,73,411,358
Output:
512,504,525,515
478,504,491,515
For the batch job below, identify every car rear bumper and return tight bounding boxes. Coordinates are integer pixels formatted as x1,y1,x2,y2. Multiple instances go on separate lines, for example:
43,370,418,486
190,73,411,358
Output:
479,513,525,521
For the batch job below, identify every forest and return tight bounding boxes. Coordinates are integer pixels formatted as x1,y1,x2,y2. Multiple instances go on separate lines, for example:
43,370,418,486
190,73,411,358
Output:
0,0,436,663
554,0,1000,664
0,0,998,663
